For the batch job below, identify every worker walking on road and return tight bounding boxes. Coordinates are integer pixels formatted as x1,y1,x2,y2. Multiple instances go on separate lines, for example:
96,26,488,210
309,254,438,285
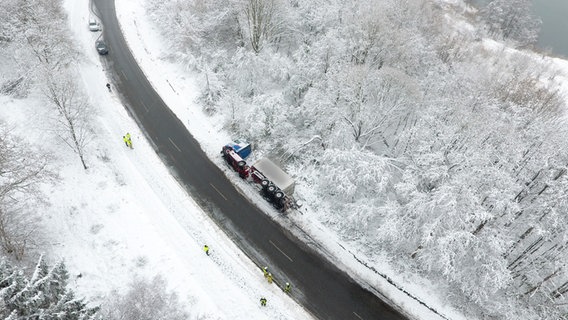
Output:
284,282,291,293
203,245,210,256
260,297,267,307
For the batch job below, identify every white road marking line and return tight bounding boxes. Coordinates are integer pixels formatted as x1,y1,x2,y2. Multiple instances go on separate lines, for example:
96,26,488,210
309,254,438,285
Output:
121,70,128,80
210,183,227,200
168,137,181,152
140,101,149,112
269,240,293,262
353,312,364,320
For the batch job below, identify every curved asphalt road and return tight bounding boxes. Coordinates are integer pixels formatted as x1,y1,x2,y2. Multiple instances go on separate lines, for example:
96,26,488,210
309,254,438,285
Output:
92,1,408,319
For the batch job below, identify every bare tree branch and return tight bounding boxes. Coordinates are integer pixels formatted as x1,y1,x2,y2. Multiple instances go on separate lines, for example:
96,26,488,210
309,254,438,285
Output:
42,69,94,170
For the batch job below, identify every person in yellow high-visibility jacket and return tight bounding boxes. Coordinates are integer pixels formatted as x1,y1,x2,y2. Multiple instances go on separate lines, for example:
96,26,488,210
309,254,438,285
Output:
203,245,210,256
263,266,269,278
284,282,291,293
267,273,273,284
125,132,133,149
123,136,129,147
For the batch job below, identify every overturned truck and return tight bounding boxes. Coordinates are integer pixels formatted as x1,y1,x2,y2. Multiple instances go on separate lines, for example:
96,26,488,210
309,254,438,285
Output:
221,143,294,211
251,158,294,211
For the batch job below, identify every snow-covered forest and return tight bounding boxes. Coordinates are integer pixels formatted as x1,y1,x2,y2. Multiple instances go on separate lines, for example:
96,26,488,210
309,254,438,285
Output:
144,0,568,318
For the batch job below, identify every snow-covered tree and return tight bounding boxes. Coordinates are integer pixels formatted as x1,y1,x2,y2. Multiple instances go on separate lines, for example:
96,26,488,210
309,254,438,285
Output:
42,69,94,170
99,275,188,320
243,0,275,53
0,124,52,260
0,0,77,96
479,0,541,47
0,255,99,319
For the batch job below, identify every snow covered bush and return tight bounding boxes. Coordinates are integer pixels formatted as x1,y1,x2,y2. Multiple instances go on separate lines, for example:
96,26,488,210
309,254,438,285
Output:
99,275,189,320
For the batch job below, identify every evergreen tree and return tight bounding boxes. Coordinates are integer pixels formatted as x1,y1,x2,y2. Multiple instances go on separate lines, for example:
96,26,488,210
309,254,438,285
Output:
0,256,99,319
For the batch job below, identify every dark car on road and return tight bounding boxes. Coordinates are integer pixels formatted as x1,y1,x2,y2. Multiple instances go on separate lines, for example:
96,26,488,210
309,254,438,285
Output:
95,40,108,55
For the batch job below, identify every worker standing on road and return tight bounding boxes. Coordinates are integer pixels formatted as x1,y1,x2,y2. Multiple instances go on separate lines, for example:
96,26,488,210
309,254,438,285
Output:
123,135,129,148
267,273,273,284
260,297,267,306
203,245,210,256
284,282,291,293
263,266,269,278
106,83,111,91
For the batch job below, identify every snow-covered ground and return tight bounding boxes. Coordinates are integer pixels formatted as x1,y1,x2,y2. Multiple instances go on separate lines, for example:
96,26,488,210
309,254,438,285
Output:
5,0,568,319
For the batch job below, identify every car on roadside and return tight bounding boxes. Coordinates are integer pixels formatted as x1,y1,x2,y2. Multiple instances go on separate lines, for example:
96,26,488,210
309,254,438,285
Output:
88,18,101,32
95,40,108,55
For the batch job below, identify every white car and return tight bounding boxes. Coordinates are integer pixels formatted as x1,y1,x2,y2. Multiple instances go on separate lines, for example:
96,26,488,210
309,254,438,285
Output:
88,19,100,32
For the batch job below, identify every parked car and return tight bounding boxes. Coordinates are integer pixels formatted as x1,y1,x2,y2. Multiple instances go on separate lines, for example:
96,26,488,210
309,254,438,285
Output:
88,18,100,32
95,40,108,55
